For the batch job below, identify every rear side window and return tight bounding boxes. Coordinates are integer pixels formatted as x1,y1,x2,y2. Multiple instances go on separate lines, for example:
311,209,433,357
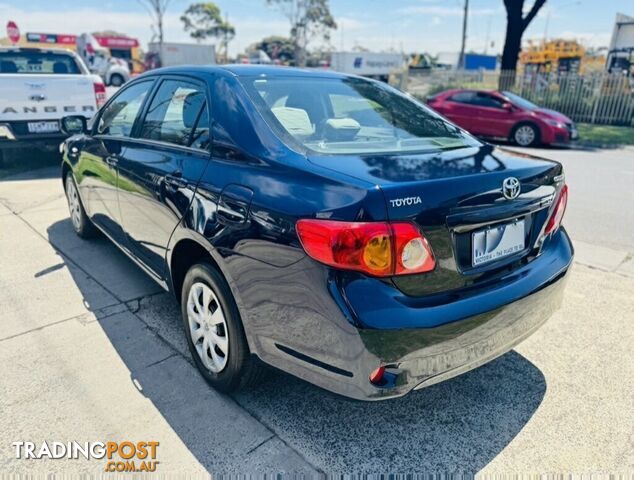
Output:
449,91,477,104
138,79,208,148
98,81,153,136
189,103,210,150
0,51,81,74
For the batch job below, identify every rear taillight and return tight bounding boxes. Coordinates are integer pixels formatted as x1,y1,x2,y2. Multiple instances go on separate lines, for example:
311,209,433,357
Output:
295,219,435,277
93,81,106,109
544,184,568,235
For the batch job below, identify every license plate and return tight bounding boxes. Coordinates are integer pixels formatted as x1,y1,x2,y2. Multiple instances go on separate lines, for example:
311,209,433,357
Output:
27,121,59,133
570,129,578,140
472,220,525,266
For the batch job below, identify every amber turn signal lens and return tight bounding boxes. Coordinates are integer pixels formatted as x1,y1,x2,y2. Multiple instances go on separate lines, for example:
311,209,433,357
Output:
362,234,392,273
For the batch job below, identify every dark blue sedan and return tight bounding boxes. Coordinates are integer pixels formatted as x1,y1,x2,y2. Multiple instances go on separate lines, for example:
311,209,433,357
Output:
59,65,573,400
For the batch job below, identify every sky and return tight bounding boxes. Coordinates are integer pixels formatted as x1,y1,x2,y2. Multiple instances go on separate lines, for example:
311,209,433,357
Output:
0,0,631,56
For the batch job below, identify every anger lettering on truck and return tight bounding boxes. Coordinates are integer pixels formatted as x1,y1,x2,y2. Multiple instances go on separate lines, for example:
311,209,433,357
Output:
2,106,95,114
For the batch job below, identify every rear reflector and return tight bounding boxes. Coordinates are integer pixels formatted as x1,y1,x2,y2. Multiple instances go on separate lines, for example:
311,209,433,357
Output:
369,366,386,385
296,219,435,277
544,184,568,235
93,81,107,109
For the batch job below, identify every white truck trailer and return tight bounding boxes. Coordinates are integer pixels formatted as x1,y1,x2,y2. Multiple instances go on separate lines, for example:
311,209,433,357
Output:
329,52,405,81
149,42,216,67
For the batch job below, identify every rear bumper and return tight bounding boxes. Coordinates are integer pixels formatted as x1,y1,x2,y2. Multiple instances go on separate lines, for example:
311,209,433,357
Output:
359,264,568,399
0,122,65,150
253,228,573,401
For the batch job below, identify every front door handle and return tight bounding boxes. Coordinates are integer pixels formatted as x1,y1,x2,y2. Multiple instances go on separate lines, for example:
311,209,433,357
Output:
105,155,118,167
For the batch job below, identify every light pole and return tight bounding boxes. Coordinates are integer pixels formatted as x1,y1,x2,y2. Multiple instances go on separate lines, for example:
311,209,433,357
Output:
458,0,469,69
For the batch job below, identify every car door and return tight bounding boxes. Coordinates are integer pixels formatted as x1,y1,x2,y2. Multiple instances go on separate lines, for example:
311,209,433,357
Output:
75,79,154,245
116,76,211,278
472,92,516,138
441,91,479,133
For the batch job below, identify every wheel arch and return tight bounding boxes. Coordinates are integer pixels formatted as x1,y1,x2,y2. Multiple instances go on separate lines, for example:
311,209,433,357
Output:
61,160,72,191
168,236,221,303
167,230,259,354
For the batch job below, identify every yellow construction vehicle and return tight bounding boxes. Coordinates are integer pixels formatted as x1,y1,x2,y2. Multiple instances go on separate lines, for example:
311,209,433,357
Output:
520,39,585,74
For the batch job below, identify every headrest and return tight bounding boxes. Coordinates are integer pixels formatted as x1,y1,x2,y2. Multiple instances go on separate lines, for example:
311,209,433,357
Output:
0,61,18,73
271,107,314,137
53,62,69,74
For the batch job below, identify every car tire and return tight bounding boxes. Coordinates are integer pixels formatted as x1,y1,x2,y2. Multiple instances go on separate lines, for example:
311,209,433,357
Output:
109,74,124,87
64,173,98,238
512,123,540,147
181,262,265,392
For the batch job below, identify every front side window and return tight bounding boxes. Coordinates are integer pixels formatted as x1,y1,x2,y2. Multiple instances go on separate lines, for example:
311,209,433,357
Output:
502,91,538,111
474,93,505,109
0,51,82,74
138,79,208,148
98,81,153,136
242,76,480,155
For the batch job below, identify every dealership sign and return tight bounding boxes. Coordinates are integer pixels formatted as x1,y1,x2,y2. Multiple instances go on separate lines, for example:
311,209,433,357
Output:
26,32,77,45
6,21,20,44
94,35,139,48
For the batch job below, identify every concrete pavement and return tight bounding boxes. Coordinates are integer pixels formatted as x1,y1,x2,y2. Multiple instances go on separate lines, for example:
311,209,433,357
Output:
0,148,633,474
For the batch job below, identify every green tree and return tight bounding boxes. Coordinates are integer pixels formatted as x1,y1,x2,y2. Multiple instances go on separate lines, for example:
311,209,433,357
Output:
181,2,235,61
265,0,336,67
137,0,172,65
249,36,296,64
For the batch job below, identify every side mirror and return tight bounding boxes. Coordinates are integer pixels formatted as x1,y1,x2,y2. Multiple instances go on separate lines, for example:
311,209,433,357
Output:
502,102,514,111
61,115,87,135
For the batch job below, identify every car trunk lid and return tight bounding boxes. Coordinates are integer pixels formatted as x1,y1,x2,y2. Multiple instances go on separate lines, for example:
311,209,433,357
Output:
308,145,563,295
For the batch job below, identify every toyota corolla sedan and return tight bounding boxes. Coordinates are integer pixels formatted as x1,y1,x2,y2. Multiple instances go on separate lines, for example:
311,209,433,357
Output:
427,89,578,147
59,66,573,401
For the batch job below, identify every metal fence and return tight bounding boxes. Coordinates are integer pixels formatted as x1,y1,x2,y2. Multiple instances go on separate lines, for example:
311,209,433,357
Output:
406,69,634,126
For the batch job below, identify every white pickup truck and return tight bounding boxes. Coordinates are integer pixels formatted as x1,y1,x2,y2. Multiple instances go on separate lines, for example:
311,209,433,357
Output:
0,47,106,160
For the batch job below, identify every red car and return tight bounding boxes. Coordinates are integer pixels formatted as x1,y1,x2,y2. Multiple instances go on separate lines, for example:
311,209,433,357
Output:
427,89,578,147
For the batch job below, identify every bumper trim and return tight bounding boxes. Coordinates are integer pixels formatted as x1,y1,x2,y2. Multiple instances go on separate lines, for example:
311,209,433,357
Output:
275,342,354,377
0,124,16,140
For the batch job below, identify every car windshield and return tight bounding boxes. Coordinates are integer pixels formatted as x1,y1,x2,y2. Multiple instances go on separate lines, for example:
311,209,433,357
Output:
502,91,538,111
241,75,481,155
0,51,82,74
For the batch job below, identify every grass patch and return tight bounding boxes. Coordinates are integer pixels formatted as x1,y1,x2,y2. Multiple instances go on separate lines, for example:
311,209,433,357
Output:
577,123,634,147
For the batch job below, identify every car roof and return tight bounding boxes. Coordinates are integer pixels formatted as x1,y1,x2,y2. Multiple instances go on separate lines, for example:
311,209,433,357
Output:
139,64,351,80
0,46,77,55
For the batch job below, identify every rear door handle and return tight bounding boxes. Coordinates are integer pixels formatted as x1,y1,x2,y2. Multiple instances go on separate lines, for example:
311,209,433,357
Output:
105,155,118,167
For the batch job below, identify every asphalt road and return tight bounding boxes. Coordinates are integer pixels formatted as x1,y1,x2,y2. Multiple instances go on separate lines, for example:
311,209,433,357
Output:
516,146,634,253
0,146,632,474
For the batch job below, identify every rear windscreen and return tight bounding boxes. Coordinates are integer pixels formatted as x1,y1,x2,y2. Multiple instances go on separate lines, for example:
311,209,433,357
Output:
0,51,81,74
241,75,481,155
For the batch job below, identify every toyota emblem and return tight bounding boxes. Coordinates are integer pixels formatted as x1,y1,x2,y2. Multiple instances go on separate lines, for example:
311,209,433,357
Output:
502,177,521,200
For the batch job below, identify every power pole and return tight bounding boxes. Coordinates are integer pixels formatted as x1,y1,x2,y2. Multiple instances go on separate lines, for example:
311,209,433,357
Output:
458,0,469,69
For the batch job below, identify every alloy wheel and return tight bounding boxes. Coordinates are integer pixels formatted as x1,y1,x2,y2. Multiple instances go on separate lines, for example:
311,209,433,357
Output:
187,282,230,373
65,176,82,231
515,125,536,146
